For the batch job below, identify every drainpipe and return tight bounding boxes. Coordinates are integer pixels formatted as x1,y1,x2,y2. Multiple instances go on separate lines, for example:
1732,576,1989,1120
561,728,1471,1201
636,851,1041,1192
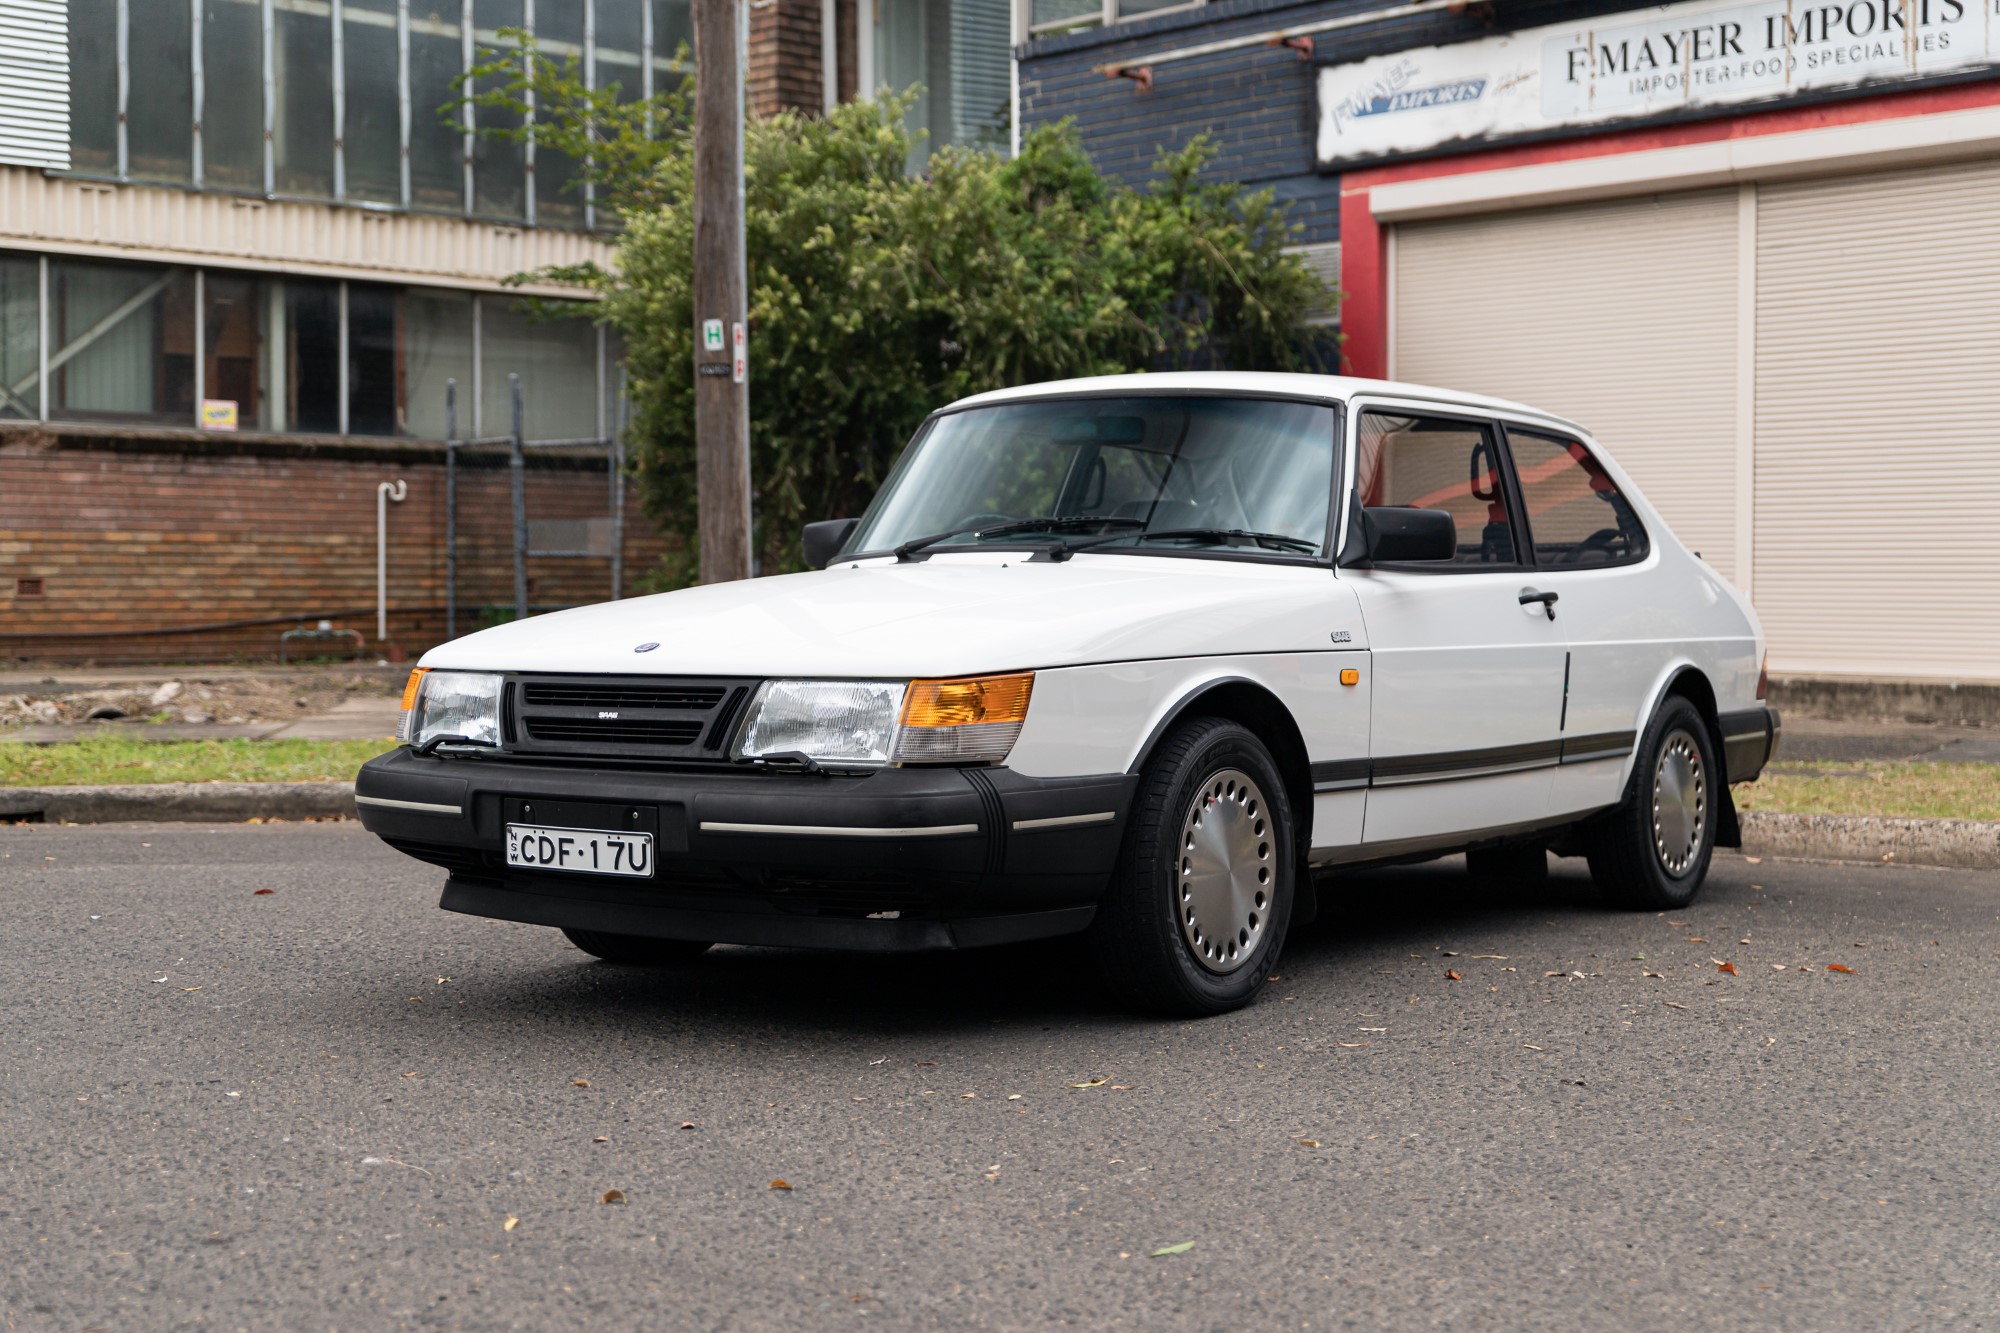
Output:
377,479,407,642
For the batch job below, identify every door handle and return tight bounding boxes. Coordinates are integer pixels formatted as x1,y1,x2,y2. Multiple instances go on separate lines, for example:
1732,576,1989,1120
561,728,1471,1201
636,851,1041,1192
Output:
1518,588,1558,620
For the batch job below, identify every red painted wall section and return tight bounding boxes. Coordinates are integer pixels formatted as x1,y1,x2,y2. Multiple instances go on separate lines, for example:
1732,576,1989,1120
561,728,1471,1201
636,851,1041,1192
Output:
1337,79,2000,379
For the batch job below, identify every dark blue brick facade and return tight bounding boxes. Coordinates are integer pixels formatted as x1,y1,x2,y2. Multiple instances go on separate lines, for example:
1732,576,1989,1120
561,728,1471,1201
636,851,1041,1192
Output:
1017,0,1693,246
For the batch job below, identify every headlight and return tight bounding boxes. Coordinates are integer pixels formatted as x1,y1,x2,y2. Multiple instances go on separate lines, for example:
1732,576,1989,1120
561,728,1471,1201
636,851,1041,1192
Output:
732,673,1034,768
733,680,906,768
403,670,503,750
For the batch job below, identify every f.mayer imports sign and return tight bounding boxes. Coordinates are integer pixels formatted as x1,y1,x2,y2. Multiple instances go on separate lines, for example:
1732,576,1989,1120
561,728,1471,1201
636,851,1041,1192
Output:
1317,0,2000,168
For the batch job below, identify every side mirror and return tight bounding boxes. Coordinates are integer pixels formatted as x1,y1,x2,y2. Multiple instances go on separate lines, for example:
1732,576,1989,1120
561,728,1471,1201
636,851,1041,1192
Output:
802,517,859,569
1338,503,1457,566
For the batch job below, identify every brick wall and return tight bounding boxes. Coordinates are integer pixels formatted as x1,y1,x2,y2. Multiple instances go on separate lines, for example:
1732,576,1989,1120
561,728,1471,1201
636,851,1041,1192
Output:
748,0,825,117
0,426,671,666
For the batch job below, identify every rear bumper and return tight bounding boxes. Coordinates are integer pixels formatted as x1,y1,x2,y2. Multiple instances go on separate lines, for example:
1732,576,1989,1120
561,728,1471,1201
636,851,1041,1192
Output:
354,747,1135,952
1720,706,1782,783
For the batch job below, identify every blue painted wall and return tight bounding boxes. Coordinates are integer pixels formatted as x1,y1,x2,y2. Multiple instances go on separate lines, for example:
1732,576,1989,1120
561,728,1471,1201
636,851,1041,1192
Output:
1017,0,1663,246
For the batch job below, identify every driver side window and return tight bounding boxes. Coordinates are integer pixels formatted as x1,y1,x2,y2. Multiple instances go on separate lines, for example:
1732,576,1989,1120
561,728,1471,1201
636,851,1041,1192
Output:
1356,411,1519,566
1504,428,1650,567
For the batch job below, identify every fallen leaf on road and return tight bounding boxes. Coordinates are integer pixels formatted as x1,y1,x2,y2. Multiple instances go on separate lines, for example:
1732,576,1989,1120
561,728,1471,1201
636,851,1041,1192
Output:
1442,951,1460,957
1668,919,1690,926
1358,1027,1387,1033
571,1079,589,1088
1771,964,1786,971
1543,971,1564,978
600,1189,626,1205
1111,1084,1135,1090
1070,1079,1108,1089
1472,954,1509,960
1007,1094,1023,1101
768,1179,792,1191
1446,971,1462,982
1664,1001,1689,1010
1643,970,1664,978
1827,963,1855,974
1336,1042,1369,1048
961,1092,978,1099
1744,856,1762,864
253,888,274,896
181,986,202,992
1717,962,1738,975
1296,1138,1320,1147
593,1136,608,1143
1687,937,1708,943
679,1121,696,1130
1522,1044,1543,1051
914,1061,936,1067
503,1216,519,1232
1150,1242,1195,1258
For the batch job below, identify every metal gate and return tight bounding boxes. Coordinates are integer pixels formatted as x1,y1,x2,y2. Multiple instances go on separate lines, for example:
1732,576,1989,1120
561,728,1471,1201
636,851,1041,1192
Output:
441,373,627,639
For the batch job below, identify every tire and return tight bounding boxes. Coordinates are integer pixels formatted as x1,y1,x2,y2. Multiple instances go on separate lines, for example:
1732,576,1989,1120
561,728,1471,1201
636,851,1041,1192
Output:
1586,694,1719,910
562,929,713,966
1465,843,1549,884
1086,717,1294,1017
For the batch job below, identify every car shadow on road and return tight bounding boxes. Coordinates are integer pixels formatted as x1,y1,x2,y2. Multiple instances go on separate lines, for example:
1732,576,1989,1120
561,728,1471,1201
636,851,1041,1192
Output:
443,853,1699,1041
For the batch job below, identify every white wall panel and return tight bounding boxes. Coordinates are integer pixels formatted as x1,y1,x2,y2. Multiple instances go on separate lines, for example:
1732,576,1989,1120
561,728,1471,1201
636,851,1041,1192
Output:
0,0,67,169
1754,158,2000,680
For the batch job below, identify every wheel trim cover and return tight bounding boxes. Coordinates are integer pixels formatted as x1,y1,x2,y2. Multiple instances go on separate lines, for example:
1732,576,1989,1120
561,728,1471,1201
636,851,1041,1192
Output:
1177,767,1274,975
1652,729,1707,876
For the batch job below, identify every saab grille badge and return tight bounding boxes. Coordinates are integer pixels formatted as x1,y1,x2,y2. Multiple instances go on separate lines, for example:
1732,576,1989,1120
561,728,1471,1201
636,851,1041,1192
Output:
634,641,660,653
598,711,620,719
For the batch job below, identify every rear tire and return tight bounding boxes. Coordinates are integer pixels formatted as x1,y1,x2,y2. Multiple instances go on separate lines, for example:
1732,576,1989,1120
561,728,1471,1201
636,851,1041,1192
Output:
562,929,713,966
1086,717,1294,1017
1586,694,1718,910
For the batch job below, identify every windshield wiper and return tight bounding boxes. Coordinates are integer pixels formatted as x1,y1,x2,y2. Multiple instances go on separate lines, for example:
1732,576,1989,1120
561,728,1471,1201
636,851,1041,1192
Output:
1043,527,1322,562
890,515,1145,561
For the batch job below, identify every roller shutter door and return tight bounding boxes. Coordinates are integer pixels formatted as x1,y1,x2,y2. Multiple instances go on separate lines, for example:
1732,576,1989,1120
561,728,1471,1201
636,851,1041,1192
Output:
1754,158,2000,679
1392,190,1742,583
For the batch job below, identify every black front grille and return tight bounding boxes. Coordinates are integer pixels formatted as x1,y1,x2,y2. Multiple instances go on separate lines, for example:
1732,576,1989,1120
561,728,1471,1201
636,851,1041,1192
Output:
507,674,755,764
521,682,727,710
523,717,706,745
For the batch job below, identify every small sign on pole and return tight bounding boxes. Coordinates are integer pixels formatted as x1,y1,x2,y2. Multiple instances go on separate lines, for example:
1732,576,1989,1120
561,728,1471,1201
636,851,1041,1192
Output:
702,318,725,352
731,322,746,384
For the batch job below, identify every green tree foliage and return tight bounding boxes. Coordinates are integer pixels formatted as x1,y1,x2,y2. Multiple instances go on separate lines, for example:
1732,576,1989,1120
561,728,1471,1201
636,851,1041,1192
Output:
466,40,1334,584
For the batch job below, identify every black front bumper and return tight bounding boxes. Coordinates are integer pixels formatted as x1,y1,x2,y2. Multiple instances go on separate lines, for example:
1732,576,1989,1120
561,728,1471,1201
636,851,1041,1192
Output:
355,748,1136,952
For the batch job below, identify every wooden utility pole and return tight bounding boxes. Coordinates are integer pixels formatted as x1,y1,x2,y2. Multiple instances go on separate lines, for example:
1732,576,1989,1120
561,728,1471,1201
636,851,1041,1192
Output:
692,0,752,583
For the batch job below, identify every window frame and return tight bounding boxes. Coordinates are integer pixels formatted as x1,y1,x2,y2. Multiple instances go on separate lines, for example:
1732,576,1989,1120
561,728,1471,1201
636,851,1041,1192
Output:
1494,419,1652,572
1344,400,1534,576
843,389,1348,569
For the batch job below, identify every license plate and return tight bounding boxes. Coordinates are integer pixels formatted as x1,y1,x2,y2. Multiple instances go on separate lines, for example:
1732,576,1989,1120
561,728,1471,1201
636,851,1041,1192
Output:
505,823,654,878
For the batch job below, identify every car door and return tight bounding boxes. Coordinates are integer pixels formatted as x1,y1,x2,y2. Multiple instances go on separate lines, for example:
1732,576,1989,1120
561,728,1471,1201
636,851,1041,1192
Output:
1494,421,1662,818
1341,403,1568,848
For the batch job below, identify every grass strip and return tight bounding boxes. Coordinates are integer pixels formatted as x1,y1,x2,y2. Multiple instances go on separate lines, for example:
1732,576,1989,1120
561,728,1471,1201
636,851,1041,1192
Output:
0,736,396,788
1735,762,2000,822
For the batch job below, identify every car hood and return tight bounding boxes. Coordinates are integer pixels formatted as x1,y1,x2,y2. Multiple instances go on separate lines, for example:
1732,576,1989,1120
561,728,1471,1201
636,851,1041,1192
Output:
420,554,1357,678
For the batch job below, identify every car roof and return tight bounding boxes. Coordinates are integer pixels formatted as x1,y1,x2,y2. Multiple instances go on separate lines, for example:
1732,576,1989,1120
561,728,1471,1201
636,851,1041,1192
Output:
943,371,1591,438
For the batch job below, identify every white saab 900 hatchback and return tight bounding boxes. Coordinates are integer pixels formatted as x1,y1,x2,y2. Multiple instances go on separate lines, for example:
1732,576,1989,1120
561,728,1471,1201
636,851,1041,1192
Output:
358,373,1779,1015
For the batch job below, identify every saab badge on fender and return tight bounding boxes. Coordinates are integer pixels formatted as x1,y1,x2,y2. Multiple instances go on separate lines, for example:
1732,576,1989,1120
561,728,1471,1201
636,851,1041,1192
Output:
634,642,660,653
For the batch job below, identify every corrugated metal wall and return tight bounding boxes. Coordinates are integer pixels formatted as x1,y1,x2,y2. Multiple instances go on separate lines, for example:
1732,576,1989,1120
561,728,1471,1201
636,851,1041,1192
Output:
1754,158,2000,678
0,167,609,296
0,0,68,170
1392,190,1742,581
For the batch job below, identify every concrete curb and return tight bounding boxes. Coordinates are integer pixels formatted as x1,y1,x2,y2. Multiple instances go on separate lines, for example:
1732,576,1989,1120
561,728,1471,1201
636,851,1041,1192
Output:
1741,811,2000,871
0,782,357,824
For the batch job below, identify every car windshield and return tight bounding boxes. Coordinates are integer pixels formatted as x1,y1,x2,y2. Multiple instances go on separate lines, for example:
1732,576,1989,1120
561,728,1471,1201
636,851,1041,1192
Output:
844,396,1339,560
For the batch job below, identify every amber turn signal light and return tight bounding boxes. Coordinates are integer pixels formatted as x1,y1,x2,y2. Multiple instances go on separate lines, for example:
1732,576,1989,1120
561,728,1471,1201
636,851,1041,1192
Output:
1340,668,1360,686
399,667,429,711
900,672,1034,728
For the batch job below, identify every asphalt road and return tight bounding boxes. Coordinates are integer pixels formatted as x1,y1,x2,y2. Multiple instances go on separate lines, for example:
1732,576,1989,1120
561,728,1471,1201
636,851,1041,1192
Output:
3,824,1997,1331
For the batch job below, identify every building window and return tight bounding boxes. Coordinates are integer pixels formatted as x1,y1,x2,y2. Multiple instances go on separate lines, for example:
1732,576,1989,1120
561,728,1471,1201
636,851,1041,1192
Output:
0,255,39,421
68,0,120,177
404,290,477,439
409,5,468,213
1029,0,1201,34
875,0,1011,171
480,297,599,441
203,0,266,191
130,0,196,185
274,1,337,197
343,0,406,204
48,259,198,426
472,0,528,220
534,1,588,228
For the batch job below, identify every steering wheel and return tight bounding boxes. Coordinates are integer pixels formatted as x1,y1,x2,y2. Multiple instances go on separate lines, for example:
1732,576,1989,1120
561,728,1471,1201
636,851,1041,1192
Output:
1576,528,1628,559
